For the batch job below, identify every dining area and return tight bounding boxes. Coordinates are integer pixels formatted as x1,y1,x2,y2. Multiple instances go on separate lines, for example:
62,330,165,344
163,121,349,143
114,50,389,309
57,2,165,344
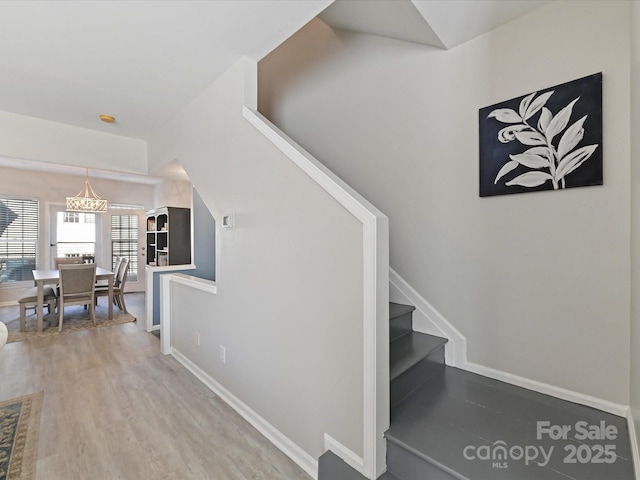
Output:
18,255,131,333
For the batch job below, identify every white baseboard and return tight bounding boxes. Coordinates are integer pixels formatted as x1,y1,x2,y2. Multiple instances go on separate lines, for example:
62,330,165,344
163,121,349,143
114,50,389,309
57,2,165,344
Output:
626,408,640,480
462,360,629,417
323,434,365,475
170,348,319,480
389,267,466,366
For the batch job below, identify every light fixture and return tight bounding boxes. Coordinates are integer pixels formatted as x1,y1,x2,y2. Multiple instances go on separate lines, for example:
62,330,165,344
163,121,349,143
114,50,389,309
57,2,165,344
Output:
99,114,115,123
66,169,108,213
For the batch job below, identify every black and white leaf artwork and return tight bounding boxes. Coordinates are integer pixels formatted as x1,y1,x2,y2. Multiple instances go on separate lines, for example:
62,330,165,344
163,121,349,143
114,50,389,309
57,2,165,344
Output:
479,73,602,197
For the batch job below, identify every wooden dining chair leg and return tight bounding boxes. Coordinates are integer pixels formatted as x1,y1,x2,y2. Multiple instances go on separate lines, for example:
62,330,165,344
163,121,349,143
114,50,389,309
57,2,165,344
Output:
19,304,26,332
46,298,55,316
89,299,96,326
118,293,128,314
58,299,64,332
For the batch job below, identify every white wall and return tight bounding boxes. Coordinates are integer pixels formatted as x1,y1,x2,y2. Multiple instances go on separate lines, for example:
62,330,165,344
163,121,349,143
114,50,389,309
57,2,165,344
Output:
153,179,192,209
148,59,368,463
0,110,147,174
259,1,632,404
0,165,155,303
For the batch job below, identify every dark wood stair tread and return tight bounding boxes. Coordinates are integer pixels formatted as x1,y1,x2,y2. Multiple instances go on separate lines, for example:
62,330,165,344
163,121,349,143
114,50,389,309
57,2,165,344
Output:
389,302,415,342
389,332,447,381
386,366,634,480
390,302,415,320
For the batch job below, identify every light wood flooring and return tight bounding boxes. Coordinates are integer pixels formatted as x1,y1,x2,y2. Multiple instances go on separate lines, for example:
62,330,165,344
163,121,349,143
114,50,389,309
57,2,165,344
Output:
0,293,312,480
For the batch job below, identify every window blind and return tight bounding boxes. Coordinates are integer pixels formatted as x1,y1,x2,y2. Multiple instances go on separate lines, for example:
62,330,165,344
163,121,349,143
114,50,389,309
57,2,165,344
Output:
111,214,138,281
0,197,39,283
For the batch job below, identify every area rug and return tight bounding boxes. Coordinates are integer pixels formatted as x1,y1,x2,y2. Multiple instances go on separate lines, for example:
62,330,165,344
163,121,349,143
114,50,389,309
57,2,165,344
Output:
5,305,136,344
0,392,43,480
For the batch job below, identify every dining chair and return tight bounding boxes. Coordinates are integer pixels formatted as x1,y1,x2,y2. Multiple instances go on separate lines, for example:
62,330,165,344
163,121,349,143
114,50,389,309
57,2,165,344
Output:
95,257,129,313
113,256,125,273
18,286,57,332
54,256,83,269
54,256,84,299
96,256,124,288
58,263,97,332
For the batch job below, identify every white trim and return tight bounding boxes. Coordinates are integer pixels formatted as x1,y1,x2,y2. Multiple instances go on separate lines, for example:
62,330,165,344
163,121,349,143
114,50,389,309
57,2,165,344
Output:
462,361,629,417
242,108,384,221
243,104,389,479
626,409,640,480
171,348,319,480
167,273,216,294
160,274,172,355
145,270,154,332
389,267,466,366
323,434,365,475
146,264,197,273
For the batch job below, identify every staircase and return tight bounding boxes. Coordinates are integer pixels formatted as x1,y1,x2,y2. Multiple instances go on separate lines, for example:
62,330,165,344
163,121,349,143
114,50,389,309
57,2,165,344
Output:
388,302,448,410
319,303,635,480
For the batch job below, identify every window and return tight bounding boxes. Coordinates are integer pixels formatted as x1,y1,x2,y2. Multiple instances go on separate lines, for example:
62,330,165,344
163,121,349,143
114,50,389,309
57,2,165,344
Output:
56,212,96,258
111,214,138,281
0,197,39,283
62,212,94,224
63,212,79,223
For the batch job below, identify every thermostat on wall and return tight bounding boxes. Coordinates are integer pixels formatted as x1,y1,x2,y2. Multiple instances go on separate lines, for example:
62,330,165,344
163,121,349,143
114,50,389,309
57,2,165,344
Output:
222,214,234,229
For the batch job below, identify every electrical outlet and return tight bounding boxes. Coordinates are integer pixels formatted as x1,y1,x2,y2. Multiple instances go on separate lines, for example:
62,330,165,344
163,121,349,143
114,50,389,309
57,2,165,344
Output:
220,345,226,364
195,332,200,346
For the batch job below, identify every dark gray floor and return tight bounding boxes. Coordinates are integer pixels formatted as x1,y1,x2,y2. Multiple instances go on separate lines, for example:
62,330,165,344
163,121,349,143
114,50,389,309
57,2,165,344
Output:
318,450,401,480
386,366,634,480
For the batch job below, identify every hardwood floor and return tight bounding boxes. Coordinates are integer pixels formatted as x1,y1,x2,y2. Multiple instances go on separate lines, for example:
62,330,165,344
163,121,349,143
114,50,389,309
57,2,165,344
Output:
0,293,312,480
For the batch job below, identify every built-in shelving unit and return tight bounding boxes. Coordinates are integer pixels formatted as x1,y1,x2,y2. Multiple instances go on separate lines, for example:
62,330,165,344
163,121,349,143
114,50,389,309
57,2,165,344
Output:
145,207,191,266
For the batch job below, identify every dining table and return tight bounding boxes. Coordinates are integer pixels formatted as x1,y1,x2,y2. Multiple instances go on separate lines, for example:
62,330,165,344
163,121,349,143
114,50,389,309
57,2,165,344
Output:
32,267,115,332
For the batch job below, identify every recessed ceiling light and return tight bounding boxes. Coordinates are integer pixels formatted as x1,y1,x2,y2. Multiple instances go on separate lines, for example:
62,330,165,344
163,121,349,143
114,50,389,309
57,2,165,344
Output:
99,114,115,123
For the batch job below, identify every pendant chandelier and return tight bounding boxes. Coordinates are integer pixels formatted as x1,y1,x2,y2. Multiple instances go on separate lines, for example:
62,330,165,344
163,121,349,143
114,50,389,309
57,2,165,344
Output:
66,169,108,213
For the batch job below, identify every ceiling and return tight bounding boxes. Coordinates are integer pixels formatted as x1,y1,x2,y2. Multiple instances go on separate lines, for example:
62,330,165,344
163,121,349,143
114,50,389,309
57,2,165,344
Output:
0,0,332,141
0,0,550,146
320,0,551,49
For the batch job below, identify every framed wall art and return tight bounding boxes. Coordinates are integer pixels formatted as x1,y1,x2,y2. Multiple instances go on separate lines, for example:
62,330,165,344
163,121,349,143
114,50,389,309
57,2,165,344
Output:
479,72,602,197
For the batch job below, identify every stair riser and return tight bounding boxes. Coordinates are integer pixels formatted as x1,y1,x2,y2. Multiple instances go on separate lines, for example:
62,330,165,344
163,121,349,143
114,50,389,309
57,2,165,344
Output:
390,312,413,342
391,347,444,410
388,441,461,480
